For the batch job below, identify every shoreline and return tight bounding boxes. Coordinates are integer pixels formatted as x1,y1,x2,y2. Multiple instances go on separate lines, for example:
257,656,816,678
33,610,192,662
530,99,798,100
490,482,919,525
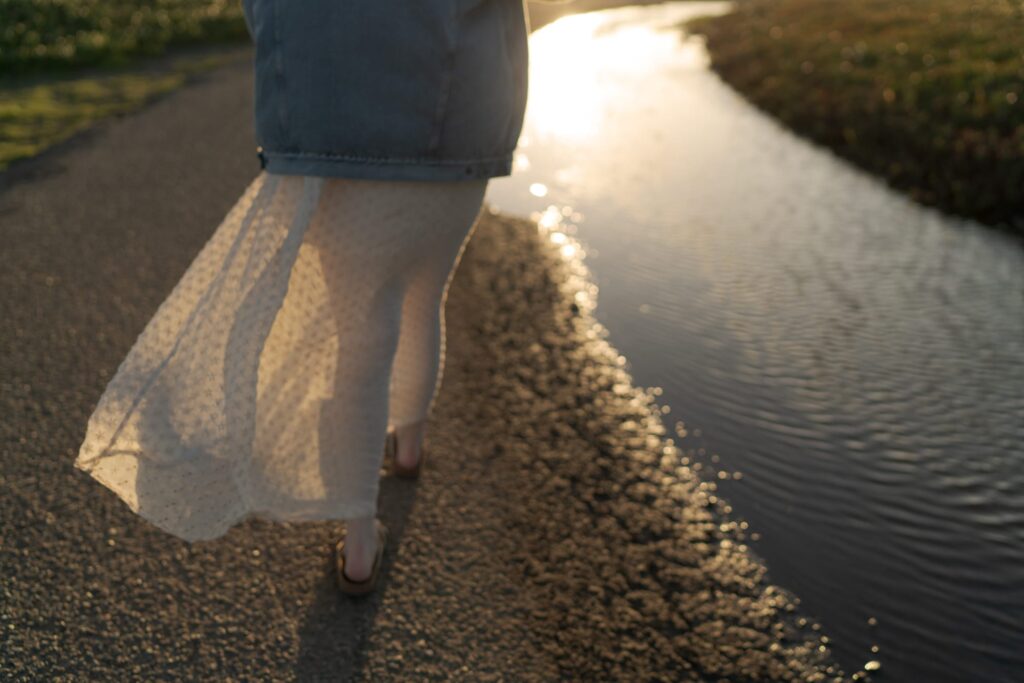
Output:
688,0,1024,234
432,207,855,679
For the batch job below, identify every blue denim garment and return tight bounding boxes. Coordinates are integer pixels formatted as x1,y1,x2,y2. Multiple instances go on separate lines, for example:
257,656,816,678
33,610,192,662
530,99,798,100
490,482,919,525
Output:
240,0,529,181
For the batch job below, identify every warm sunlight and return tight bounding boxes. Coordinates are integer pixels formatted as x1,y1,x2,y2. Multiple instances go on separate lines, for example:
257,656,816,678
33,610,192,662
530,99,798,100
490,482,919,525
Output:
525,6,715,143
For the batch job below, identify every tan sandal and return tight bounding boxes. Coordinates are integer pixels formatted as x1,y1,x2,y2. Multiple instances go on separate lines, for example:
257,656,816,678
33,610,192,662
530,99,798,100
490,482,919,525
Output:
335,519,388,596
387,426,427,479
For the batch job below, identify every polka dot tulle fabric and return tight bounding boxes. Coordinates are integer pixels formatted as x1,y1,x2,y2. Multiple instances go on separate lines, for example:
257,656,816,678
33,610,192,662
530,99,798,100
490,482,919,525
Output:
76,172,488,542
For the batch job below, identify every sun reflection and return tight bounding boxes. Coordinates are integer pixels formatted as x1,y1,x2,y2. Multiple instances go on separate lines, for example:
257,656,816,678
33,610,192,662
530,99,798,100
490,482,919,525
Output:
530,198,597,311
513,5,737,326
534,205,563,229
525,7,714,142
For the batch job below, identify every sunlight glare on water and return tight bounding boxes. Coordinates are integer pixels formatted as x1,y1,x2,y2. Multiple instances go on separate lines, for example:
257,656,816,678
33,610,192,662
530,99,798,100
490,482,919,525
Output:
524,10,716,143
489,3,1024,683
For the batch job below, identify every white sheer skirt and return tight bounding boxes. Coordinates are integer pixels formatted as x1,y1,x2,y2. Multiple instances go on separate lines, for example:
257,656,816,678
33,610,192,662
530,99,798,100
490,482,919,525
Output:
75,171,489,542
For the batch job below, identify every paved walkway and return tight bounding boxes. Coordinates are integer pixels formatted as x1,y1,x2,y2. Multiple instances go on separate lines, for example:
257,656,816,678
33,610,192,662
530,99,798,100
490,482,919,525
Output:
0,46,846,681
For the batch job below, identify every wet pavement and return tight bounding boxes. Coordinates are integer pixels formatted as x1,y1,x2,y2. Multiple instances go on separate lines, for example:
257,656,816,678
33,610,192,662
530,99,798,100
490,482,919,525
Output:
2,29,860,683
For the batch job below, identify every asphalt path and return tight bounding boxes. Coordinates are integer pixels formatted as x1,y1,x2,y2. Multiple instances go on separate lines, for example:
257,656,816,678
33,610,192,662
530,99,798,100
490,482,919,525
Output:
1,43,853,681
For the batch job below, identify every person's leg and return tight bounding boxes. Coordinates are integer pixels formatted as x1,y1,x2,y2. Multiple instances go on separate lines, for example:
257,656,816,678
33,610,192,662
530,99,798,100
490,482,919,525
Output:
323,291,401,581
308,180,408,581
387,183,488,469
310,176,487,580
387,247,456,469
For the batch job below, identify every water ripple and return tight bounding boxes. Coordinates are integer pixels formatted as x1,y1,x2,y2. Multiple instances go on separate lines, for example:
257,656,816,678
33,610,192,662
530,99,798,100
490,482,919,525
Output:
489,3,1024,681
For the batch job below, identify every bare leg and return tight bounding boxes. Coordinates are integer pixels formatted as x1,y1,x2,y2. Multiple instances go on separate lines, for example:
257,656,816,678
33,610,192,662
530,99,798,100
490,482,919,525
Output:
307,180,407,580
308,176,487,580
387,201,482,469
389,282,445,470
340,515,378,581
394,419,428,470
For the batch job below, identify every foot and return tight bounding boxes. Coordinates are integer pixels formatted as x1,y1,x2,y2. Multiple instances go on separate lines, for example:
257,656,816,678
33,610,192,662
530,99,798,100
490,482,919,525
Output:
393,419,426,471
342,516,378,582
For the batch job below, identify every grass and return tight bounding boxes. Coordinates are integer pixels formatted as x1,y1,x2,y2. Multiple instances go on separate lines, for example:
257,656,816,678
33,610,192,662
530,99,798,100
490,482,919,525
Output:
0,51,243,170
688,0,1024,231
0,0,249,76
0,0,250,170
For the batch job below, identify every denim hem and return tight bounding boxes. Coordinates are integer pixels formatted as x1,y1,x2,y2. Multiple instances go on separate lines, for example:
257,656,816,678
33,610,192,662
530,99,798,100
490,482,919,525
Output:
260,150,512,181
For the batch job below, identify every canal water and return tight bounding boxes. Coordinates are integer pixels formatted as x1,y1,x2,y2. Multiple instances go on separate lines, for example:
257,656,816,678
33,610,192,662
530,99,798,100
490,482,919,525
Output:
487,3,1024,681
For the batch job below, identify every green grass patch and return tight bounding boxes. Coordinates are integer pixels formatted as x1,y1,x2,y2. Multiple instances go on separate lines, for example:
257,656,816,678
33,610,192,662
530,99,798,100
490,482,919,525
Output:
0,51,240,169
0,0,249,76
0,1,250,170
688,0,1024,231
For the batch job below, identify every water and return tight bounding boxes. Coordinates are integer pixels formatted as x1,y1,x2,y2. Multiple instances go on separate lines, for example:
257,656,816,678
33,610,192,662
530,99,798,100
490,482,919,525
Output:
486,4,1024,681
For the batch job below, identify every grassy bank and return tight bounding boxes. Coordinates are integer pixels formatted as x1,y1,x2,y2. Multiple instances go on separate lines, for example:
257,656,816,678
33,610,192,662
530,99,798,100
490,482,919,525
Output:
0,0,248,76
0,0,251,170
0,47,247,170
689,0,1024,232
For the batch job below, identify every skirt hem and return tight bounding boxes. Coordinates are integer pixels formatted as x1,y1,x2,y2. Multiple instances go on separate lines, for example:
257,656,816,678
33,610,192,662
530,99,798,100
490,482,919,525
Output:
261,149,512,182
74,454,381,543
